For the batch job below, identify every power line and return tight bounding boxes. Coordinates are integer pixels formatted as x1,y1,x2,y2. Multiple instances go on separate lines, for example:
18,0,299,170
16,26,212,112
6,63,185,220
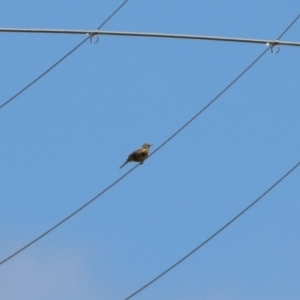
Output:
0,12,299,267
278,13,300,39
1,28,300,47
0,164,139,266
0,0,128,111
124,161,300,300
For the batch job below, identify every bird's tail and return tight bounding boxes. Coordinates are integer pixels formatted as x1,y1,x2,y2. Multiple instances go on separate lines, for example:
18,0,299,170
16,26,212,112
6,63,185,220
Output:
119,161,128,169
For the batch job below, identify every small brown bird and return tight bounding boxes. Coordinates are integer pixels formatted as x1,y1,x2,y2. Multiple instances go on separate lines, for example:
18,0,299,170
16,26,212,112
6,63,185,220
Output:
120,143,153,169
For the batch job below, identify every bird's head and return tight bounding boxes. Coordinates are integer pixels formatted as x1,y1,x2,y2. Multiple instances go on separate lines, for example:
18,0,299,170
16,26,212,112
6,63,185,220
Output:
142,143,153,149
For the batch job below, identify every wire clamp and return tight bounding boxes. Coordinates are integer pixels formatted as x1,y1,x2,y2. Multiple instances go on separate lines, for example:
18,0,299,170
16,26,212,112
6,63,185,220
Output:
266,40,280,54
87,31,99,44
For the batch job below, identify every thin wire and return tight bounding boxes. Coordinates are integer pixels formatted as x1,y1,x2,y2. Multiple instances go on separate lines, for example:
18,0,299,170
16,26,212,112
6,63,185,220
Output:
1,11,299,267
2,28,300,47
150,48,269,157
124,161,300,300
277,13,300,39
0,0,128,110
0,164,139,266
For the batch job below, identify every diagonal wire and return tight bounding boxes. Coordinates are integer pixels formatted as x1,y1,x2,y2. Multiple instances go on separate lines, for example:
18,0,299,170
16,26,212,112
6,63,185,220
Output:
0,164,139,266
277,13,300,39
149,48,269,157
124,161,300,300
0,0,128,110
0,12,299,267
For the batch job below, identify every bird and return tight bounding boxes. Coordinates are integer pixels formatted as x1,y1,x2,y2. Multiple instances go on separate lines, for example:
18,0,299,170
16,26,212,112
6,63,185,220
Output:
120,143,153,169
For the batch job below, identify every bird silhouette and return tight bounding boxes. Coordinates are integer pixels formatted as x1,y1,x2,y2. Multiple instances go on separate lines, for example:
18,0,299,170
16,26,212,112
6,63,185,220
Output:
120,143,153,169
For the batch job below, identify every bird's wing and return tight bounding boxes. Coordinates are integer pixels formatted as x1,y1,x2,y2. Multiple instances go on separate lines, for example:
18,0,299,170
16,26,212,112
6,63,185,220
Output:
128,148,142,160
129,147,149,160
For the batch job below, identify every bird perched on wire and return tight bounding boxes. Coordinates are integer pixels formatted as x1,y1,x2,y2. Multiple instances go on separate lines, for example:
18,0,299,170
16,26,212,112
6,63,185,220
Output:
120,143,153,169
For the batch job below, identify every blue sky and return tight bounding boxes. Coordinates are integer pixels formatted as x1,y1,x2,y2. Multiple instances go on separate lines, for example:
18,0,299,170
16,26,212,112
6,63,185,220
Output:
1,1,300,299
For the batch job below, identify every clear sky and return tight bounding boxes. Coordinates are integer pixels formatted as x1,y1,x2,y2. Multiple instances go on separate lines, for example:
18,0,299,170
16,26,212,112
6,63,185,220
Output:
1,1,300,299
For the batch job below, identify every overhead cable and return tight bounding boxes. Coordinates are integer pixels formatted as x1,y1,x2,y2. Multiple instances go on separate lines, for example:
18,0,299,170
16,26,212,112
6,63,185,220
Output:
124,161,300,299
1,28,300,47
